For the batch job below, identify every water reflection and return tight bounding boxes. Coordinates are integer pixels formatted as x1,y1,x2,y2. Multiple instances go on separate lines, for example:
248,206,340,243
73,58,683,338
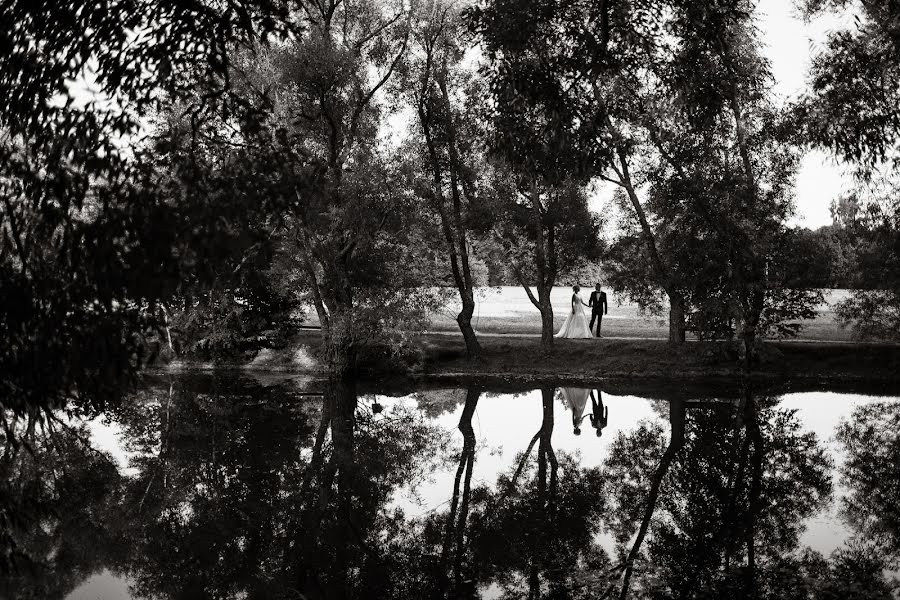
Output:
2,378,899,599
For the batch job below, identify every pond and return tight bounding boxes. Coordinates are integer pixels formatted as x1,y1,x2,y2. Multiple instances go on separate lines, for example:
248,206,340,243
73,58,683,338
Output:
3,374,899,599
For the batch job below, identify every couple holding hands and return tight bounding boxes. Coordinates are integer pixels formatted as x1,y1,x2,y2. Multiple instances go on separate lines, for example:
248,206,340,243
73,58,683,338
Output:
555,283,608,339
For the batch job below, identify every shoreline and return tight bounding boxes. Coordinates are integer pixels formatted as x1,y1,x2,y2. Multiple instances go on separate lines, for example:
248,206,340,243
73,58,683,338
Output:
147,334,900,395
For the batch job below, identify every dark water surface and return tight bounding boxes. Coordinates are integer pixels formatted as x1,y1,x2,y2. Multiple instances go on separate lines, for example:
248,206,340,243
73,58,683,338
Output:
4,374,900,599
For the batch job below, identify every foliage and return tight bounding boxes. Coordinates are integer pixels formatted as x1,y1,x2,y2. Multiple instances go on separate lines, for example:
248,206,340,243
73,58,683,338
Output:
491,177,604,286
797,0,900,165
0,0,295,424
836,400,900,560
603,398,833,597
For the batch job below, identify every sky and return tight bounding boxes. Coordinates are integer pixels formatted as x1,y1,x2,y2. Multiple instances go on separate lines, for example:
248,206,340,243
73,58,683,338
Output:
741,0,853,228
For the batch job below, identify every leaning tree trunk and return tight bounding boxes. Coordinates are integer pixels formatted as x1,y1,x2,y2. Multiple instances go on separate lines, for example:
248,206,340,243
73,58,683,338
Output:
617,148,684,347
417,51,481,362
457,289,480,360
619,398,686,599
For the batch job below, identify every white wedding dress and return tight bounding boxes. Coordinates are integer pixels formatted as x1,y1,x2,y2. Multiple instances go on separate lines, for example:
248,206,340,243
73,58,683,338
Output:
560,387,590,426
555,293,592,339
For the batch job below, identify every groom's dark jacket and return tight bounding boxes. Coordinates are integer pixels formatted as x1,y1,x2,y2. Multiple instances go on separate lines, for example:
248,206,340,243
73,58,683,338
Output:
589,291,607,314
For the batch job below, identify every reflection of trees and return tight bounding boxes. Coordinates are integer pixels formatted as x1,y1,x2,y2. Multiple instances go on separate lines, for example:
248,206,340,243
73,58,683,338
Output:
463,388,608,599
1,420,125,599
8,382,900,599
616,398,685,598
437,388,479,597
605,392,834,599
112,376,315,598
110,376,447,599
836,399,900,561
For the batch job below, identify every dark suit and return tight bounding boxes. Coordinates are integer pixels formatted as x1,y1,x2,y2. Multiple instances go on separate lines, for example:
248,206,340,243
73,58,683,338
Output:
588,290,607,337
590,390,608,434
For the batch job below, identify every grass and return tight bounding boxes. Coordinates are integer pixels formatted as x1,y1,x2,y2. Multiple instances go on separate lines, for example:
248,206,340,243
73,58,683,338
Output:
425,311,855,341
423,287,857,342
406,334,900,388
168,288,897,387
163,329,900,392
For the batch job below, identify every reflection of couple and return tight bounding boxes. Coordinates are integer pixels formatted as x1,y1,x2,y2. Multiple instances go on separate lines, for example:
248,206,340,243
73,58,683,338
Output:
559,388,608,436
555,284,608,339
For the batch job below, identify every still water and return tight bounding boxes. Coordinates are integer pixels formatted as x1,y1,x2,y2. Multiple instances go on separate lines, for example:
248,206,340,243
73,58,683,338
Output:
3,374,899,599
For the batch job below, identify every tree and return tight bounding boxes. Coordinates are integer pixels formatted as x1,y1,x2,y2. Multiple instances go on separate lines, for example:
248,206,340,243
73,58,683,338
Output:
797,0,900,166
825,180,900,340
401,1,490,360
469,0,820,354
0,0,295,430
796,0,900,341
490,177,603,348
466,1,609,350
150,1,454,374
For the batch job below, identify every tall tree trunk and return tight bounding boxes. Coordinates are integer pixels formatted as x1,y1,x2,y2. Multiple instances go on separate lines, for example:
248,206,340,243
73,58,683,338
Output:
325,307,355,378
515,272,555,352
440,69,481,361
668,291,686,344
616,149,684,346
417,41,481,362
522,180,555,351
538,285,555,349
457,287,480,361
740,286,765,368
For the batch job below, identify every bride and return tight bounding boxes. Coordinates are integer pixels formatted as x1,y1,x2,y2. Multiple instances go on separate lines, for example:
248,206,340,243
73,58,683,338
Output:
555,285,592,339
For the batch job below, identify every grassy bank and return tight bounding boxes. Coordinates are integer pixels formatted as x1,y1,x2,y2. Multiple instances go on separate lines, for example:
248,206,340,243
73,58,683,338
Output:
408,335,900,383
181,331,900,389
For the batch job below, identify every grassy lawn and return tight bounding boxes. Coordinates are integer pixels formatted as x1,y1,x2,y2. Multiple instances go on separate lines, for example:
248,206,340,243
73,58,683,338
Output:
426,288,855,342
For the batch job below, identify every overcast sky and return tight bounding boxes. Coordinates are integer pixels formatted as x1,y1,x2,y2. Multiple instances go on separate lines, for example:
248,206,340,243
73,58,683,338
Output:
756,0,853,228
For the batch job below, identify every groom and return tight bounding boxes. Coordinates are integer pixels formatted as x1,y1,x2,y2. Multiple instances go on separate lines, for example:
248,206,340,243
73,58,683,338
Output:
588,283,608,337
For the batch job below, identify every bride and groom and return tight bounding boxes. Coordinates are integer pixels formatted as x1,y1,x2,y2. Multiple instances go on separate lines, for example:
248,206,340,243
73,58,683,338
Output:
555,283,608,339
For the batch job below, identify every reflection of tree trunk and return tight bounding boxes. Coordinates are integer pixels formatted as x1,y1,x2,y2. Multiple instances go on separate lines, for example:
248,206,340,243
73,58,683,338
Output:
335,380,357,600
528,388,558,599
723,412,752,569
139,382,173,510
540,389,558,500
619,399,686,600
743,394,764,596
439,388,480,598
295,381,357,597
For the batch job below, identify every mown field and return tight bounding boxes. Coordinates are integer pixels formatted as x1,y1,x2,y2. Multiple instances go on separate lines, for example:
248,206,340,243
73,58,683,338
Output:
427,287,855,341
